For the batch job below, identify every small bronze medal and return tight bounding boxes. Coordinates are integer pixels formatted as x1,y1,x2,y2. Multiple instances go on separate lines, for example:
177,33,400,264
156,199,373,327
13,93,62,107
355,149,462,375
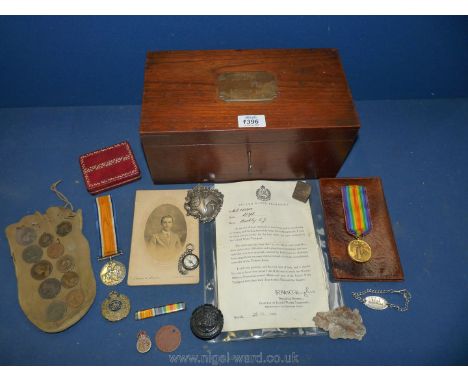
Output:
47,241,65,259
136,331,152,353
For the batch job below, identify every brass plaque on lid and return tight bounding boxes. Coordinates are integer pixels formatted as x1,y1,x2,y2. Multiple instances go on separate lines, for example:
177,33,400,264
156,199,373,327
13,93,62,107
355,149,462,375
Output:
217,71,277,102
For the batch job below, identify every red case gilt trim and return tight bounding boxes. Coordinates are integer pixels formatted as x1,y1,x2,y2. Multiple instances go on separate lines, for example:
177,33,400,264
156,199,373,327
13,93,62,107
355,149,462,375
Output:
79,141,141,195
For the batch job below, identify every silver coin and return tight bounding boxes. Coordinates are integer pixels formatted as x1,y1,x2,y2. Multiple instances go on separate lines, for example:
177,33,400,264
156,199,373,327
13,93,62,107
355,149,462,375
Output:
61,271,80,289
100,260,126,286
56,221,72,237
30,260,53,280
15,226,37,246
38,278,61,299
38,232,54,247
22,245,43,263
46,301,67,322
57,255,74,273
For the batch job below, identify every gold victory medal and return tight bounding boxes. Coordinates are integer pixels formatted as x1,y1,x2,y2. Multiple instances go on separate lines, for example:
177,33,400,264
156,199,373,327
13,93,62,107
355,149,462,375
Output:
347,238,372,263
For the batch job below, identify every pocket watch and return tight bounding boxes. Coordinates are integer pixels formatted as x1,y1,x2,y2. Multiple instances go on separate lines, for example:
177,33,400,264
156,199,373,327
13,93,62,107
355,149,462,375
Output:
178,244,200,274
182,251,199,271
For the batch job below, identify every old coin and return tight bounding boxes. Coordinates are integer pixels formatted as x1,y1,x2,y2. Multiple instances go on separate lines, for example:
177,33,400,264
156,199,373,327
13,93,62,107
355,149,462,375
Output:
155,325,181,353
136,331,152,354
38,232,54,248
47,242,64,259
16,226,37,246
56,221,72,237
22,245,43,264
101,291,130,322
61,271,80,289
99,259,126,286
57,255,75,273
66,289,85,309
190,304,224,341
46,301,67,322
30,260,53,280
348,239,372,263
38,278,61,299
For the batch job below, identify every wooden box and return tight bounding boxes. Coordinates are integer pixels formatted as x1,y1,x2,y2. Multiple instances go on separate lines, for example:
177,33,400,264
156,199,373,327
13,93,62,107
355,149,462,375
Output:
140,48,360,184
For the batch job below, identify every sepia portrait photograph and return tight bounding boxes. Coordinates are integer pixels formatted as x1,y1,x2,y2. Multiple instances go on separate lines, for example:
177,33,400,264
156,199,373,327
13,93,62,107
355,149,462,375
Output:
127,190,199,286
144,204,187,259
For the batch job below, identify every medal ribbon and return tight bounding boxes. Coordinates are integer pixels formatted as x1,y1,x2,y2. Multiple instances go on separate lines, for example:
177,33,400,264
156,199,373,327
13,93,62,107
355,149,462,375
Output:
135,302,186,320
96,195,119,258
341,185,372,238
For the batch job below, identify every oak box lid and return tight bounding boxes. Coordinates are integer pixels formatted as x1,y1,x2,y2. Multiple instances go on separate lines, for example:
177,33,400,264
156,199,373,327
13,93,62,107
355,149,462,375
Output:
140,48,359,145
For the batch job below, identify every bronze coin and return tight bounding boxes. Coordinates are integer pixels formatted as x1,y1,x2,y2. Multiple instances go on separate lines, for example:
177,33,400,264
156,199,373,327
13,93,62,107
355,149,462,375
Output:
38,232,54,247
155,325,181,353
46,301,67,322
61,271,79,289
38,278,61,299
66,289,85,309
30,260,53,280
57,255,74,273
47,242,64,259
56,221,72,237
15,226,37,246
22,245,43,263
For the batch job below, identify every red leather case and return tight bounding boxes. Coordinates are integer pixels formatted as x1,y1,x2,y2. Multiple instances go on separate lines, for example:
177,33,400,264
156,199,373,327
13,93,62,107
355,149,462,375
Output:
320,177,404,281
79,141,141,195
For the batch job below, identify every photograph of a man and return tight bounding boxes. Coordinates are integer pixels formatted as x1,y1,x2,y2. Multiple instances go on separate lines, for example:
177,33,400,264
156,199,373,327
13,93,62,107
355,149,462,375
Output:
151,215,181,252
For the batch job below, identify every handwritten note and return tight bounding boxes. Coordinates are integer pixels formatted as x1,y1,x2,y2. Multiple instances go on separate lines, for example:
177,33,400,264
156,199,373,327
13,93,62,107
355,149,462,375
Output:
216,181,330,332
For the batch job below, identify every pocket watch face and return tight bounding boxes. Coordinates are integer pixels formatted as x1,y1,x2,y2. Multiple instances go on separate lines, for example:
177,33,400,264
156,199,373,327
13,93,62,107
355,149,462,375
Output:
182,253,199,271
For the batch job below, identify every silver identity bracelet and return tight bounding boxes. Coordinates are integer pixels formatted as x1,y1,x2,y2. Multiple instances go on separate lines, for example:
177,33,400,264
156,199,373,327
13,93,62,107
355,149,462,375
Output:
352,289,411,311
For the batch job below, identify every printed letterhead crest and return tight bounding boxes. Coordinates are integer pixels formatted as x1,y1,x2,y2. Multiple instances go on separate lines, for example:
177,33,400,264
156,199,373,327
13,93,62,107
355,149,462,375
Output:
256,185,271,201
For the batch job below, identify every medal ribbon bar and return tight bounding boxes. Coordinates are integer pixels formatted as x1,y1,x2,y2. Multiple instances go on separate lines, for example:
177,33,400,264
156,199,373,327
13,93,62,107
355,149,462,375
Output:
341,185,372,238
135,302,186,320
96,195,121,259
